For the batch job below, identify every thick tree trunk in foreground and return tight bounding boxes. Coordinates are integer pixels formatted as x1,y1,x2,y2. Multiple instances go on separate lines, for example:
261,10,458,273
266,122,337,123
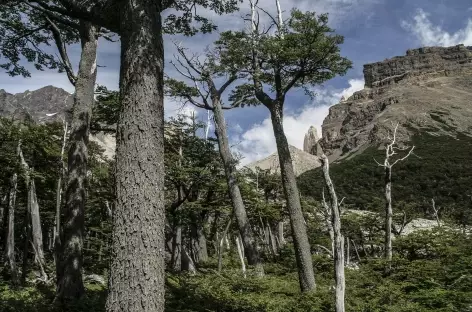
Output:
56,21,98,301
4,172,18,284
270,103,315,292
212,97,263,274
106,2,165,311
320,154,345,312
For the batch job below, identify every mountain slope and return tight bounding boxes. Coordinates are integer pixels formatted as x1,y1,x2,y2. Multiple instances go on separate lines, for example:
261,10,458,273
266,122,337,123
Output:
299,44,472,222
320,44,472,162
244,145,321,176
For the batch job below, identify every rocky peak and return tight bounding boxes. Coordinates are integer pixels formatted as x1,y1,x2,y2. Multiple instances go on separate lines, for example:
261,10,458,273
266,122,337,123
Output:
363,44,472,88
245,145,321,176
303,126,320,154
0,85,73,123
320,44,472,162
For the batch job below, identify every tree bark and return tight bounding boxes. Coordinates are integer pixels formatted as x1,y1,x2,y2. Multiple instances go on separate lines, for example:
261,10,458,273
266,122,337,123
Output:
270,103,315,292
190,214,208,264
3,145,19,284
212,97,263,274
106,2,165,311
171,219,182,272
320,154,345,312
277,221,285,248
218,217,232,272
56,21,98,301
29,179,47,280
235,235,246,278
54,121,68,255
384,166,392,268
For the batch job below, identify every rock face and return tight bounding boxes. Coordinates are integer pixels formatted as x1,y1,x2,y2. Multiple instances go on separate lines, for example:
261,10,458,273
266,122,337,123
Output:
0,86,116,159
0,86,73,123
320,44,472,161
245,145,321,176
303,126,320,154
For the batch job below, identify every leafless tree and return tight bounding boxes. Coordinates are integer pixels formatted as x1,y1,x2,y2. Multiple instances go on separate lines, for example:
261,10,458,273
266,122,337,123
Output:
374,123,415,269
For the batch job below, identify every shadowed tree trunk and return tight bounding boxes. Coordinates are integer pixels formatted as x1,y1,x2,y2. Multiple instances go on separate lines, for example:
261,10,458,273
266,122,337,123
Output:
277,221,285,248
56,21,98,302
54,120,68,257
213,97,263,274
384,166,392,266
106,2,165,311
4,171,18,284
270,102,316,292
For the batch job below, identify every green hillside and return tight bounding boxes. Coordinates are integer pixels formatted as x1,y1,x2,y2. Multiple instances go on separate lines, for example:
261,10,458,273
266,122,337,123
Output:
298,131,472,225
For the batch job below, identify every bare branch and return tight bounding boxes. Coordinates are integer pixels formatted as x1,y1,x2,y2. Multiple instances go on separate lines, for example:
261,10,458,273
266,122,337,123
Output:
44,16,76,85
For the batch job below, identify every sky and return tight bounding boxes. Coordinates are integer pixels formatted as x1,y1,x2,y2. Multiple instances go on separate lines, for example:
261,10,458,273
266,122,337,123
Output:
1,0,472,165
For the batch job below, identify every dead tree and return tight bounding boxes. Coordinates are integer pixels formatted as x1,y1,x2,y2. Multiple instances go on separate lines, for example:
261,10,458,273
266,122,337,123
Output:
318,147,345,312
431,198,441,227
374,123,415,269
18,146,47,281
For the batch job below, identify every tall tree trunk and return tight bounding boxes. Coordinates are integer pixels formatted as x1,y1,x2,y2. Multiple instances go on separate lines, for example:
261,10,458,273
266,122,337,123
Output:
171,218,182,272
212,97,263,274
218,217,232,272
320,154,345,312
18,146,47,279
384,166,392,268
235,235,246,278
21,198,31,285
29,179,47,280
270,103,315,292
4,151,19,284
190,214,208,264
56,21,98,301
106,2,165,311
54,121,68,255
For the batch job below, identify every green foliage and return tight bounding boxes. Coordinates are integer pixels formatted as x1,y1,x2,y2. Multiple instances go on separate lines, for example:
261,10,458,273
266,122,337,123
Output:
0,2,79,77
214,9,352,107
298,132,472,225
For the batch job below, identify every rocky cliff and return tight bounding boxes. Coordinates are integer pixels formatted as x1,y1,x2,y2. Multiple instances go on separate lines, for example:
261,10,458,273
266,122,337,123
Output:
303,126,320,154
0,86,116,159
320,44,472,161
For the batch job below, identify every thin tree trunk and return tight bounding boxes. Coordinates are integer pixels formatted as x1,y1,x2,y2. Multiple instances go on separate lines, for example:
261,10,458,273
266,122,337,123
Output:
181,246,196,275
384,166,392,268
171,221,182,272
352,239,361,262
277,221,285,248
54,121,68,255
346,237,350,266
21,202,31,285
106,3,165,311
235,236,246,278
18,146,47,279
218,217,232,272
4,146,20,284
267,221,278,256
29,179,47,280
270,103,315,292
212,97,263,274
56,21,98,301
320,154,345,312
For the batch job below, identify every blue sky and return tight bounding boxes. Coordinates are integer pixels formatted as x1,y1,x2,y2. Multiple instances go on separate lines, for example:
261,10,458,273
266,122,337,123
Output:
1,0,472,165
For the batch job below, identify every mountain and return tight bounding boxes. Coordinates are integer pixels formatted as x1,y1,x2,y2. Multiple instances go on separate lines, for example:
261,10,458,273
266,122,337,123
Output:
303,126,320,154
320,44,472,162
244,145,321,176
0,86,116,159
298,44,472,222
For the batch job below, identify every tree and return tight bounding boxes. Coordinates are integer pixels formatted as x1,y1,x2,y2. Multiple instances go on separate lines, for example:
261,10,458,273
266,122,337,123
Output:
318,144,345,312
165,42,263,274
0,1,104,300
215,3,352,291
374,123,415,270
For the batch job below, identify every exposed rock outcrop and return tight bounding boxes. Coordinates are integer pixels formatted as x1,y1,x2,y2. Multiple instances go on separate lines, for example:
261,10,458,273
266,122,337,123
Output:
320,44,472,161
245,145,321,176
0,86,116,159
303,126,320,154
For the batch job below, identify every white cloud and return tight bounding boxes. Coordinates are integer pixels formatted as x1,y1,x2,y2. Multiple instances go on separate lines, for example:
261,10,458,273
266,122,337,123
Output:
234,78,364,166
401,9,472,46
